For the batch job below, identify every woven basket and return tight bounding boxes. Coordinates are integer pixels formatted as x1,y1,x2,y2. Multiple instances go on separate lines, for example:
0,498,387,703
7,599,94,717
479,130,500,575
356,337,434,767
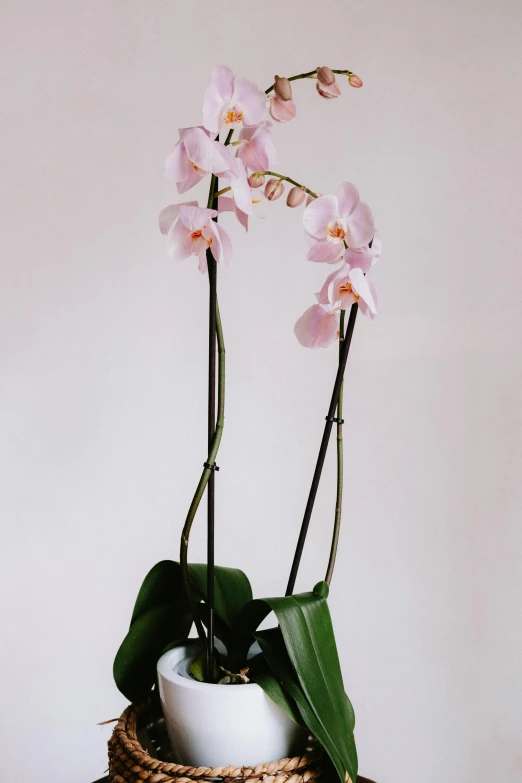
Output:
108,703,337,783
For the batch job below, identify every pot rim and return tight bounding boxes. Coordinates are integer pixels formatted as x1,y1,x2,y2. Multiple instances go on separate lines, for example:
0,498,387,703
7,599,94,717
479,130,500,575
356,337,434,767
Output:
157,639,263,693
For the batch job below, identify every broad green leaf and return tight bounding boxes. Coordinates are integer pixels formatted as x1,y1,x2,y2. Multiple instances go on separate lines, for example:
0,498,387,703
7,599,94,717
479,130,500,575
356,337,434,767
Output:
130,560,185,626
255,628,348,783
240,585,357,783
248,653,303,726
187,564,253,628
113,603,192,703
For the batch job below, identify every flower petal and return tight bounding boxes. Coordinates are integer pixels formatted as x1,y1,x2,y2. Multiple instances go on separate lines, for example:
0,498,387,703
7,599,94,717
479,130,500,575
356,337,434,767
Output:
167,220,193,261
177,166,205,194
164,142,191,182
346,201,375,249
343,246,374,273
159,204,181,235
306,238,344,264
228,158,252,215
214,223,233,265
237,126,277,171
183,128,230,175
233,77,267,126
211,65,235,101
202,83,225,134
218,196,249,232
358,280,378,319
370,229,382,263
294,304,340,348
303,195,339,240
349,267,377,315
269,97,296,123
179,205,217,231
336,182,360,217
315,268,340,305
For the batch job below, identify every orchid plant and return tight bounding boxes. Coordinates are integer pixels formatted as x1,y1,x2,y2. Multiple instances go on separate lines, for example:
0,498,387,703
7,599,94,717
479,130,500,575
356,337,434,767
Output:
114,64,381,783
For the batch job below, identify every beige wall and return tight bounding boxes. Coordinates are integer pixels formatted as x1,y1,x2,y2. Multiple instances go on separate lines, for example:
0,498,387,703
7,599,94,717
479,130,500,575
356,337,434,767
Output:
1,1,521,781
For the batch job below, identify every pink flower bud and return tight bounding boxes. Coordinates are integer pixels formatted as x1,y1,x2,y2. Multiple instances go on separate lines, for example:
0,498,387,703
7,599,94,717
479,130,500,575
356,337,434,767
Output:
274,76,293,101
264,178,285,201
348,73,363,88
306,191,322,206
316,66,336,86
316,80,341,100
248,172,265,188
286,186,306,208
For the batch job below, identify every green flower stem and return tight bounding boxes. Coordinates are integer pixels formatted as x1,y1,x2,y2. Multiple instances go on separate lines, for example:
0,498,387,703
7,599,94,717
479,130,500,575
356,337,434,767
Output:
215,186,231,197
325,309,345,585
258,171,318,200
265,68,355,94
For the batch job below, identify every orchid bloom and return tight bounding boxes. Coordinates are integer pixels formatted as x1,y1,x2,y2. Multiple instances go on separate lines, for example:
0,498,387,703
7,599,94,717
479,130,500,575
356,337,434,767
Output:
316,256,378,319
164,127,252,215
294,302,341,348
164,127,234,194
295,232,381,347
159,204,232,273
303,182,375,263
203,66,267,134
236,122,277,172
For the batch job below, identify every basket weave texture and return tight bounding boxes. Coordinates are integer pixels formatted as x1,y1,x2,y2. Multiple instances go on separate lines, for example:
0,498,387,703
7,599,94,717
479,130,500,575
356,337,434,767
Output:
108,704,334,783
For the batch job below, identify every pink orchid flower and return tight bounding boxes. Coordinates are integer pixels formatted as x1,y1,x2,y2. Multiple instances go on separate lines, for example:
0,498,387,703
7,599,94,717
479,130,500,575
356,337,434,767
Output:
316,255,378,318
159,203,232,273
203,66,267,134
303,182,375,263
236,122,277,172
294,302,341,348
164,127,252,216
164,127,234,194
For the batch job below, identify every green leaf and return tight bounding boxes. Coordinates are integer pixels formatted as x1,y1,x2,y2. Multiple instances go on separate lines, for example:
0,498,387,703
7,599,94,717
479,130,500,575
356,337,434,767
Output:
130,560,185,627
113,603,192,703
249,653,304,726
241,589,357,783
255,628,347,782
188,564,253,629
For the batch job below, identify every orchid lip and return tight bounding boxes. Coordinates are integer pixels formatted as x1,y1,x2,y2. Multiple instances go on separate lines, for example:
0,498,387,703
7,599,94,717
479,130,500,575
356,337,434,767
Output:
327,220,347,241
223,106,244,125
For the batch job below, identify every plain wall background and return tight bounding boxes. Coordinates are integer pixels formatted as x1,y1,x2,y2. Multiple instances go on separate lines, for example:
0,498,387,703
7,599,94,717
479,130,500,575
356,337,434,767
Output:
1,1,521,781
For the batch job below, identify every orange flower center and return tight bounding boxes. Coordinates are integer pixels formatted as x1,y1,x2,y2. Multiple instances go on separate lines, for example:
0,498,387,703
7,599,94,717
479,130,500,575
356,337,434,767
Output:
191,230,212,247
327,223,347,241
338,280,359,301
190,160,202,173
224,107,244,125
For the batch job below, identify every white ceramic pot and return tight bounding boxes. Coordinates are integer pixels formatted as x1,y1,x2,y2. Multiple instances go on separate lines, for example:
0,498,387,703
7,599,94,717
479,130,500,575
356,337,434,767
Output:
157,641,308,767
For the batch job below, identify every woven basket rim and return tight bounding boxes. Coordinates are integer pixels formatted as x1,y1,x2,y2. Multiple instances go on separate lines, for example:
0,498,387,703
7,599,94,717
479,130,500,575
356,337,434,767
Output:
108,703,329,783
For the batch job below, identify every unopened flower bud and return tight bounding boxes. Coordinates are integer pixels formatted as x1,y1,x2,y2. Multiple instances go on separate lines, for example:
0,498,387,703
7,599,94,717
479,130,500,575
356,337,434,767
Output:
248,172,265,188
264,178,285,201
316,66,335,86
274,75,293,101
316,80,341,100
348,73,363,88
286,186,306,208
